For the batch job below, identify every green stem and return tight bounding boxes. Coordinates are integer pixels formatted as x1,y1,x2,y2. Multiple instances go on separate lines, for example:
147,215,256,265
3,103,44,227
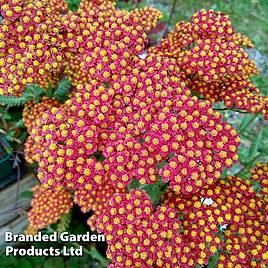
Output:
213,108,251,114
163,0,178,37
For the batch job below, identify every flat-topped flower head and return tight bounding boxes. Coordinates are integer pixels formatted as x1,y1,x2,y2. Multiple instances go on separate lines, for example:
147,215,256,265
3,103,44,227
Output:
148,9,267,118
191,9,234,39
130,7,163,32
250,162,268,197
23,96,60,131
97,189,181,267
0,0,67,96
163,175,267,267
146,95,240,194
74,177,126,230
28,185,73,231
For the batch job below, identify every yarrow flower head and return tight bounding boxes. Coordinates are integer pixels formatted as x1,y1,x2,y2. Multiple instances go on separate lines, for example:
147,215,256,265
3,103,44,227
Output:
3,4,264,266
74,177,126,231
24,136,43,164
149,9,268,118
23,96,60,131
94,172,267,267
31,55,239,195
0,0,163,97
250,162,268,197
0,0,67,96
31,104,102,190
27,185,73,232
163,174,268,267
146,95,240,194
23,96,61,164
129,7,163,32
97,189,181,267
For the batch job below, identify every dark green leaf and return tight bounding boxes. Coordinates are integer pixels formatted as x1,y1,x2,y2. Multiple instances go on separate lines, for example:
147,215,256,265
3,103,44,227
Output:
27,256,45,268
237,114,258,134
0,95,27,107
221,168,229,178
247,129,262,163
57,210,72,233
191,90,204,99
17,259,32,268
54,78,71,102
93,151,106,162
66,257,79,268
141,184,162,207
57,141,65,145
90,247,110,267
3,113,12,120
127,179,141,191
259,124,268,153
14,119,24,128
20,190,33,199
0,84,45,107
66,0,81,10
103,82,110,88
0,254,16,267
71,221,87,235
26,84,44,97
157,160,168,169
45,85,54,98
207,251,219,268
138,138,145,143
44,257,64,268
238,144,250,165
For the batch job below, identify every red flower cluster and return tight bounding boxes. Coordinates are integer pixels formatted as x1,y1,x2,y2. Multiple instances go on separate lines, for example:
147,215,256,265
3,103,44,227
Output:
148,95,240,194
129,7,163,32
79,0,116,16
24,136,40,164
162,175,267,267
31,58,239,195
151,21,193,58
27,185,73,232
0,0,163,96
23,97,60,131
250,162,268,197
63,11,148,87
2,3,263,266
74,178,125,230
95,170,267,267
149,9,268,118
0,0,67,96
97,189,181,267
23,97,60,163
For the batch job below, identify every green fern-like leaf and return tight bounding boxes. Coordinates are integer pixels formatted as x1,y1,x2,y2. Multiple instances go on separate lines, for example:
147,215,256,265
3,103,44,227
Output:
24,84,45,103
26,84,44,97
0,95,27,106
0,84,45,107
53,78,71,102
57,210,72,233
